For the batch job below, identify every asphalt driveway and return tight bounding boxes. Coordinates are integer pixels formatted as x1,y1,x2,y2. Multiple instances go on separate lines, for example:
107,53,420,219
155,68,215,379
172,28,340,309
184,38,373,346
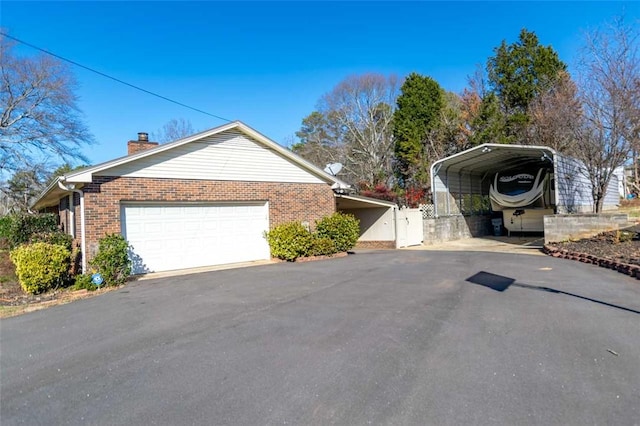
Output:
1,249,639,425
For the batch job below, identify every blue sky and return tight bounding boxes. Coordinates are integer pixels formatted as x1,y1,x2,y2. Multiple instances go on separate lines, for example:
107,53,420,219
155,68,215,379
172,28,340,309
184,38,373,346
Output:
2,1,638,167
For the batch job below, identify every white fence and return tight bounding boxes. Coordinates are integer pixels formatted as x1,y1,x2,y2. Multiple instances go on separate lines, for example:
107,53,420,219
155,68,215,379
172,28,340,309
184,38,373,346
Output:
396,207,423,248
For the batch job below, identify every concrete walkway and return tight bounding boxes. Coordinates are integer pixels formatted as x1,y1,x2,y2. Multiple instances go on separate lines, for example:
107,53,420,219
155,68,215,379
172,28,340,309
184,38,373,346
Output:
407,235,546,255
136,237,544,282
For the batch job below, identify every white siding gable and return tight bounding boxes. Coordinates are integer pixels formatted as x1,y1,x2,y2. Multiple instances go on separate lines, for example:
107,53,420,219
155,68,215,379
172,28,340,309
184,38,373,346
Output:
95,130,325,184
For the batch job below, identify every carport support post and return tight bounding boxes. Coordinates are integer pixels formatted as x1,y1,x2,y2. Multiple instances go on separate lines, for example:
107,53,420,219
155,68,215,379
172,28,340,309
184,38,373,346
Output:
469,173,473,215
445,168,450,215
458,171,463,214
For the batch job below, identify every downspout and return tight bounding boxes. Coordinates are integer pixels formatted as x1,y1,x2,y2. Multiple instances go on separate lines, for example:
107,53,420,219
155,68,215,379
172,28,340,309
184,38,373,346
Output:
58,180,87,274
68,194,75,238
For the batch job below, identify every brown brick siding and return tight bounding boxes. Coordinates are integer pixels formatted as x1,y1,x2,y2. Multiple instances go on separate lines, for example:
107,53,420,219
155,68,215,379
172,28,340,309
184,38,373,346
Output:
81,176,336,259
127,141,159,155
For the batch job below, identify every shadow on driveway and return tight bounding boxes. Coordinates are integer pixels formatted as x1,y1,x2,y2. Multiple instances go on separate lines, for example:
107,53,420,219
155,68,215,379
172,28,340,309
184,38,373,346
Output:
467,271,640,316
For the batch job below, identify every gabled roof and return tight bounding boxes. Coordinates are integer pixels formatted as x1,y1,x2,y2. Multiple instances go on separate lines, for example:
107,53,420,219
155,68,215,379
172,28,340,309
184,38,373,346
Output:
33,121,349,209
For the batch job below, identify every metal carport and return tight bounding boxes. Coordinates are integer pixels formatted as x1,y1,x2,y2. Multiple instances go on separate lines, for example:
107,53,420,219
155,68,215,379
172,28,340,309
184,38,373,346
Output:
430,144,557,218
430,143,620,218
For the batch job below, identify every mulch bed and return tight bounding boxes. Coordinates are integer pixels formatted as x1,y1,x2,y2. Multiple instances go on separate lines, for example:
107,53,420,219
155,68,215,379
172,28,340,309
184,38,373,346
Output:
544,224,640,279
288,252,349,263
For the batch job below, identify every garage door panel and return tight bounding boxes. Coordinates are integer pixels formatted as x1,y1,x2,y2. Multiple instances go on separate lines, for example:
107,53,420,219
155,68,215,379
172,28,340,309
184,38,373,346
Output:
123,203,269,274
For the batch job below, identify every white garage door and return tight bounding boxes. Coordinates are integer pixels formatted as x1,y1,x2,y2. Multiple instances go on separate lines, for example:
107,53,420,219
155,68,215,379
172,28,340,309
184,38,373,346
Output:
122,203,270,274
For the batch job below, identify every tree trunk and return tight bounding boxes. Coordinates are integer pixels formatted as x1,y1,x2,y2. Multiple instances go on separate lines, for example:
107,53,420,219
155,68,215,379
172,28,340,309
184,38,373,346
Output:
634,150,639,196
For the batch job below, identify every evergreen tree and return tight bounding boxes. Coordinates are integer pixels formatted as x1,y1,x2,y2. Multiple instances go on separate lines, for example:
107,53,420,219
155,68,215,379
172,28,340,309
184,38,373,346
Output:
393,73,444,188
486,29,567,141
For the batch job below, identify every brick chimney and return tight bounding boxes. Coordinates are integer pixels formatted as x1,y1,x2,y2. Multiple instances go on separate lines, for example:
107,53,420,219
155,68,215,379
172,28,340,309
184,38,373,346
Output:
127,132,159,155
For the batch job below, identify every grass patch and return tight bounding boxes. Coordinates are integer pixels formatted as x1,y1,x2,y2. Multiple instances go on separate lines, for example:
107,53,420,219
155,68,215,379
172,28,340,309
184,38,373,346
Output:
620,198,640,216
0,274,16,283
0,305,25,318
620,206,640,218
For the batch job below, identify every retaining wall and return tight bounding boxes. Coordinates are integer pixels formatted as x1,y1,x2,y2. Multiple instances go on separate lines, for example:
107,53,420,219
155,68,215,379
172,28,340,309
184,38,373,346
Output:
543,213,630,243
423,215,492,245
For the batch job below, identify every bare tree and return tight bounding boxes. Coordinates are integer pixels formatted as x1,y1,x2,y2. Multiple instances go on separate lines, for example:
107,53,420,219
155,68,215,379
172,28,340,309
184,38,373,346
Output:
150,118,195,143
526,71,582,153
429,91,469,156
0,33,93,178
574,17,639,212
462,67,510,146
317,73,399,188
627,65,640,194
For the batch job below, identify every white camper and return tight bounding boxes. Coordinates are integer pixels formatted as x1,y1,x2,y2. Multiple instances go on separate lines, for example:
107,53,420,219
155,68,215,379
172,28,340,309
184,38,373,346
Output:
489,167,554,234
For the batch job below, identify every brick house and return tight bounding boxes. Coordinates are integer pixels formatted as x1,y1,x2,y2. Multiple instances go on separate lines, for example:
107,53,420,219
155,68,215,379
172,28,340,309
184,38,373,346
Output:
32,121,359,274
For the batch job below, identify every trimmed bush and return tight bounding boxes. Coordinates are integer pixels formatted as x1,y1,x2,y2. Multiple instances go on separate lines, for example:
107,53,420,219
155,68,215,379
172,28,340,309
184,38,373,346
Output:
315,212,360,252
0,213,59,248
90,234,132,286
10,242,70,294
265,222,313,261
309,236,337,256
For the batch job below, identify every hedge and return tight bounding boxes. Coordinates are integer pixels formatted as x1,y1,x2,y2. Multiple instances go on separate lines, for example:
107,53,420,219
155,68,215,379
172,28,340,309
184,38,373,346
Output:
10,242,70,294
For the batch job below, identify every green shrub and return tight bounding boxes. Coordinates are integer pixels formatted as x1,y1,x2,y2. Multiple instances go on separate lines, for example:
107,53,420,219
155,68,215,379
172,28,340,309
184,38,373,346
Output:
0,216,12,240
73,274,97,291
0,213,60,248
309,236,337,256
90,234,132,286
265,222,313,261
10,242,70,294
29,231,73,251
315,212,360,252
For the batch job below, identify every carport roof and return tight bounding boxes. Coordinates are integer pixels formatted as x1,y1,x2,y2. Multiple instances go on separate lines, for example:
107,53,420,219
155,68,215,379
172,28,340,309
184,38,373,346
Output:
431,144,556,176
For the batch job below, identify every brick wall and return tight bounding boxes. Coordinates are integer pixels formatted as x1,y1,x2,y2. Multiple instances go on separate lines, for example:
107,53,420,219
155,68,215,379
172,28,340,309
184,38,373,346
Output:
127,140,159,155
81,176,336,258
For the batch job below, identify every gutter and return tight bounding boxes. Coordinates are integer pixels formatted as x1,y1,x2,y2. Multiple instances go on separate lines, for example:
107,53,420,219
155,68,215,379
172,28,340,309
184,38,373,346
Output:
58,179,87,274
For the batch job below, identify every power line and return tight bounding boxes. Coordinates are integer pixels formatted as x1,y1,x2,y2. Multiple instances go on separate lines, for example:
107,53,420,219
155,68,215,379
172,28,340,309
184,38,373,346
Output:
0,32,232,123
